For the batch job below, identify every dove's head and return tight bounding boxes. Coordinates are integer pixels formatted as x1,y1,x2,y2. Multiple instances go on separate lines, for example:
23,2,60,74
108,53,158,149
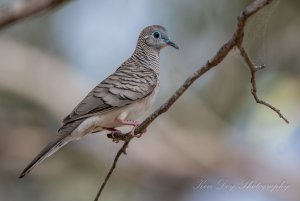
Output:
138,25,179,50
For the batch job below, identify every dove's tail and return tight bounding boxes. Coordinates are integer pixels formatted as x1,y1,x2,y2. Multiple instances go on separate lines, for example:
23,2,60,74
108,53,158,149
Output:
19,134,73,178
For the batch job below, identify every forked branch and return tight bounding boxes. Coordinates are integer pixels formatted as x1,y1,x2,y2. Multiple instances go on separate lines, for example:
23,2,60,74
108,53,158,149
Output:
238,46,289,123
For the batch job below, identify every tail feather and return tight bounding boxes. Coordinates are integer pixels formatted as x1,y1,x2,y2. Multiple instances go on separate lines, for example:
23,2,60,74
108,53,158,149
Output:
19,135,72,178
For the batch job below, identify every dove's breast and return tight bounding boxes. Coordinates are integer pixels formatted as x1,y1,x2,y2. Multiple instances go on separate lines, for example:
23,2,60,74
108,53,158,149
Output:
124,84,159,121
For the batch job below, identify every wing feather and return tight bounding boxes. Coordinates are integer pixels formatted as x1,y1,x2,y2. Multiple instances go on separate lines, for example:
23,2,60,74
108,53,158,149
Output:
61,66,157,127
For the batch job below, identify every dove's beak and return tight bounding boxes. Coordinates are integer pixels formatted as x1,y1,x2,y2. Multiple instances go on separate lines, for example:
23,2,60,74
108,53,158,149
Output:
165,39,179,49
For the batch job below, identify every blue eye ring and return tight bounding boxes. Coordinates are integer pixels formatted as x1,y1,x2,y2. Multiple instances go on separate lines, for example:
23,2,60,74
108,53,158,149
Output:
152,31,161,39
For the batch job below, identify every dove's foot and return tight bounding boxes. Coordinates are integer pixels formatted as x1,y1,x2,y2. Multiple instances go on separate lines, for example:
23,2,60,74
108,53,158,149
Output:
105,128,124,143
130,127,147,138
116,119,141,137
117,120,144,137
133,129,147,138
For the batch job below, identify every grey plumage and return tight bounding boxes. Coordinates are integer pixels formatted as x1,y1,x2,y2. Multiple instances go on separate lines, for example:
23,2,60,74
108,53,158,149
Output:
19,25,178,178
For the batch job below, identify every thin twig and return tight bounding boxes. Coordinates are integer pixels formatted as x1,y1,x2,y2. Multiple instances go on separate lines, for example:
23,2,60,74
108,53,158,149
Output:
0,0,71,30
95,0,288,200
234,0,288,123
238,46,289,123
93,140,131,201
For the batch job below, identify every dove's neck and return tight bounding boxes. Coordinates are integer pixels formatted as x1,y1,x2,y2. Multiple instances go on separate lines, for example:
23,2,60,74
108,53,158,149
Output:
131,43,160,75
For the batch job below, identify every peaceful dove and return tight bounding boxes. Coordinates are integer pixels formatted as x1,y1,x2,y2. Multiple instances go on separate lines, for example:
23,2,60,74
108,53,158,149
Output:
19,25,178,178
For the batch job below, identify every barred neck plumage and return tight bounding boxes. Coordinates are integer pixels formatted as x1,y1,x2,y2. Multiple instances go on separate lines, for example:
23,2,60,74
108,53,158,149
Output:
127,36,160,75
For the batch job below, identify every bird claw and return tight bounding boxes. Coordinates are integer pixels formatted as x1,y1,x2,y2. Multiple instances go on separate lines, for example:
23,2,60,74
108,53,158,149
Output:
130,127,146,138
107,130,123,143
106,124,146,142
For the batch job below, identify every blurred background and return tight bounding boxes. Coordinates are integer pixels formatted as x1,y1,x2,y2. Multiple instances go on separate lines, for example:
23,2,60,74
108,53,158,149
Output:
0,0,299,200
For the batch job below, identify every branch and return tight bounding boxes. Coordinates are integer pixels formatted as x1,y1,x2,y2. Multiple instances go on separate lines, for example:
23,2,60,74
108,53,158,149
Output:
238,46,289,123
94,0,288,200
93,141,130,201
234,0,289,123
0,0,71,30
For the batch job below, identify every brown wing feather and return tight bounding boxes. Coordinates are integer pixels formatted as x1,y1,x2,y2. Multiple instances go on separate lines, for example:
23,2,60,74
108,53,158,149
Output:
60,66,157,128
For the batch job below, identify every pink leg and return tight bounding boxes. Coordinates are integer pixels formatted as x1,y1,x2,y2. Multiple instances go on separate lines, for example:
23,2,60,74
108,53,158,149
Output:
117,119,143,137
117,120,140,127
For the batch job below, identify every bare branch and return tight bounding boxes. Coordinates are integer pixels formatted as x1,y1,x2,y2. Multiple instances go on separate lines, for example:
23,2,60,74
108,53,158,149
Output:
93,0,289,200
93,140,131,201
238,46,289,123
0,0,71,30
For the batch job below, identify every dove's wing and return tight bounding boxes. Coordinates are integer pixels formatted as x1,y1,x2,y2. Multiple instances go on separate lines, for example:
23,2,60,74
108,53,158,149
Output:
61,66,158,128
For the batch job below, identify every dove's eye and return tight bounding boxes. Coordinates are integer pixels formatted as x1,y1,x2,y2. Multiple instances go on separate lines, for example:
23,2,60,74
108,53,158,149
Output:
152,31,161,39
